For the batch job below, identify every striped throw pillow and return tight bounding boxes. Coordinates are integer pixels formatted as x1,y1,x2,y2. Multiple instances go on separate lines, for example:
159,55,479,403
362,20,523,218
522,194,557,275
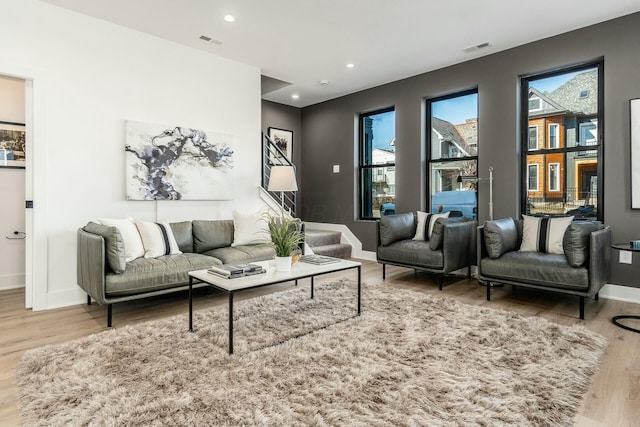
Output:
519,215,574,254
135,219,182,258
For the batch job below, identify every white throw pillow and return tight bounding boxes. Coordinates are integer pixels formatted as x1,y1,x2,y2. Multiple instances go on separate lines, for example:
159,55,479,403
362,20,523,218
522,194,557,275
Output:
519,215,574,254
412,211,450,241
134,219,182,258
231,210,272,247
98,217,145,262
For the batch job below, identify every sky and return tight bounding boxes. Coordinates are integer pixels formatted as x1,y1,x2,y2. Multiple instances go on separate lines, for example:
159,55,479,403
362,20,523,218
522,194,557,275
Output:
432,93,478,125
371,110,396,150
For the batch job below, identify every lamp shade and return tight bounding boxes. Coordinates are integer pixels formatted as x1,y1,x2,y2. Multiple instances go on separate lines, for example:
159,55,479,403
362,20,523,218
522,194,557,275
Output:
268,166,298,192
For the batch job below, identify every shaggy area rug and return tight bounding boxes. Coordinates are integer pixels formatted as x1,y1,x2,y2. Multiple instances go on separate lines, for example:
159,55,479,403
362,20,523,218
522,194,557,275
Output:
17,281,606,426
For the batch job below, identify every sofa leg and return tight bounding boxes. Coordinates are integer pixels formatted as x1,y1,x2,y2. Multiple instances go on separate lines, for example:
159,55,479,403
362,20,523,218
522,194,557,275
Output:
382,264,386,280
107,304,113,327
595,292,599,301
579,297,585,320
486,282,491,301
87,295,91,306
438,275,443,291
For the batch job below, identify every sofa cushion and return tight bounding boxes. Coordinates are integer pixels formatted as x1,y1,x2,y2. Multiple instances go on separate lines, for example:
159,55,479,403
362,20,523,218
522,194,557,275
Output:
480,251,588,291
203,245,275,265
379,213,416,246
519,215,574,254
170,221,194,253
484,218,519,259
377,240,443,269
429,217,468,251
231,210,271,246
193,220,234,253
563,221,601,267
84,222,127,274
135,219,182,258
99,217,145,262
105,253,220,297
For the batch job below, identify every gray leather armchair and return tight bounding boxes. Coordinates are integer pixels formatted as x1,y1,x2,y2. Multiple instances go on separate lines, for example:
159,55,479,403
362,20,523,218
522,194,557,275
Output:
376,212,477,290
477,218,611,319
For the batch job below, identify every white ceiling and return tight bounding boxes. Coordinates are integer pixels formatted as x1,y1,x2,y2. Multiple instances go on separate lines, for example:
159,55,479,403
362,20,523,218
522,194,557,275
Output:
41,0,640,108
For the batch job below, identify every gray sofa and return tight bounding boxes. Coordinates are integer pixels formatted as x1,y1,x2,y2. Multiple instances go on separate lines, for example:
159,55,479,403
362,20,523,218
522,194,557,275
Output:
477,218,611,319
376,212,477,290
77,219,277,326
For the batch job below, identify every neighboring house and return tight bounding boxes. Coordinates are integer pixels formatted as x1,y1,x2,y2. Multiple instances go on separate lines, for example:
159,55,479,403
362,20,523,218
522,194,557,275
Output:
431,117,475,192
372,147,396,196
526,71,598,206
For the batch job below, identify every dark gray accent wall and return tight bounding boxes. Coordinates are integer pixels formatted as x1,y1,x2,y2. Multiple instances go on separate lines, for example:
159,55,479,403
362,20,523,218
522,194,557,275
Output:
261,100,303,212
300,12,640,288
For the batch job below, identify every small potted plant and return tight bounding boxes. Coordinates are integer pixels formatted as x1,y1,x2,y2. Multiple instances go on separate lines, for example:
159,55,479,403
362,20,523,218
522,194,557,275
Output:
263,212,304,272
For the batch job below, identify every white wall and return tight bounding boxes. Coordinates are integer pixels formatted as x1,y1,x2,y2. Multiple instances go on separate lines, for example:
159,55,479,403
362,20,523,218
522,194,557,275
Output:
0,77,25,290
0,0,262,309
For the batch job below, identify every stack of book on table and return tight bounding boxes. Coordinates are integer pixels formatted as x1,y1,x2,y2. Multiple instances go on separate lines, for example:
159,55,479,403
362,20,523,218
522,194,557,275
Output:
299,254,340,265
207,263,265,279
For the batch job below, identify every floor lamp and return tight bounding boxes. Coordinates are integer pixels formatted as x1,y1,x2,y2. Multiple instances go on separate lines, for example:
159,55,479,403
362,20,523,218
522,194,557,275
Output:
267,165,298,213
457,166,494,220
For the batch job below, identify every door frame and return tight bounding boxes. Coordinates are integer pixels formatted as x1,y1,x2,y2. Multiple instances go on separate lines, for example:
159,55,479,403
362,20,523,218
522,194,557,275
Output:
0,62,48,310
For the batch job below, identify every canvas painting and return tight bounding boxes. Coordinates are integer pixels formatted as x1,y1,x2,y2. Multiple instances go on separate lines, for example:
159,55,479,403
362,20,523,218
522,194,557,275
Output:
0,122,26,168
632,99,640,208
125,120,234,200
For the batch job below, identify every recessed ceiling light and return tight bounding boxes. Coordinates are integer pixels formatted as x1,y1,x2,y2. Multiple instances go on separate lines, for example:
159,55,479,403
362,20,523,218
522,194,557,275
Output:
319,80,330,86
223,14,236,23
346,63,355,68
291,94,300,100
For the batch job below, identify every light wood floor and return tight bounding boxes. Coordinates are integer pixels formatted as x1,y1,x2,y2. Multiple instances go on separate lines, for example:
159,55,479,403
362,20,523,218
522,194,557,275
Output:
1,260,639,426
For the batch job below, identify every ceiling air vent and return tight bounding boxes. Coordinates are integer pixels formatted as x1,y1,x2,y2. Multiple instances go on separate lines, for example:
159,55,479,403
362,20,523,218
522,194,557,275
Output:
462,42,492,54
199,35,212,42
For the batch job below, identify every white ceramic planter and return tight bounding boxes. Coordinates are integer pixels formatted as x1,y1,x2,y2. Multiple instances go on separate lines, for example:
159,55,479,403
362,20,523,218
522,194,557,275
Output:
275,256,292,272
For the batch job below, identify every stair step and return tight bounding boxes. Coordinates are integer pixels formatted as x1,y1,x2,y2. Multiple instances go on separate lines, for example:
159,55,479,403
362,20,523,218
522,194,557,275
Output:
310,243,352,259
305,230,342,246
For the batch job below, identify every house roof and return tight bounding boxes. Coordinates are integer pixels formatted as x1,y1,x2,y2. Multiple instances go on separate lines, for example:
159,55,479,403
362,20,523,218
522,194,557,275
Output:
529,70,597,117
432,117,472,156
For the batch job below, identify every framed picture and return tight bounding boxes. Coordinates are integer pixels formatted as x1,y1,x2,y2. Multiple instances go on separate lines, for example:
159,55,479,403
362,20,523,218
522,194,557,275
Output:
631,99,640,208
268,127,293,164
0,121,26,169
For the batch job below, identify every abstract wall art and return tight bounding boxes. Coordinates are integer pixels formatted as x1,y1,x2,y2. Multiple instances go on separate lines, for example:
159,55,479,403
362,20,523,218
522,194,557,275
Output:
125,120,234,200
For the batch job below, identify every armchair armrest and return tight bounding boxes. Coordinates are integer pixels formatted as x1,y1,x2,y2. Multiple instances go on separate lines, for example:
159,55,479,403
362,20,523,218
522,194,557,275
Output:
77,228,108,305
442,220,477,274
588,225,611,298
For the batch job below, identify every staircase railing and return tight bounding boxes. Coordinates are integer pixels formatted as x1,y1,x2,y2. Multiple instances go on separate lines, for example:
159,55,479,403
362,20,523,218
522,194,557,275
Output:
262,132,296,216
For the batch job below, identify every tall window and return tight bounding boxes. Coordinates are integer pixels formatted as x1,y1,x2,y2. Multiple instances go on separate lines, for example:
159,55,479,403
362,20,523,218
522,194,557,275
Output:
359,107,395,219
548,124,559,149
528,164,539,191
528,126,538,150
521,62,603,220
548,163,560,191
427,89,478,219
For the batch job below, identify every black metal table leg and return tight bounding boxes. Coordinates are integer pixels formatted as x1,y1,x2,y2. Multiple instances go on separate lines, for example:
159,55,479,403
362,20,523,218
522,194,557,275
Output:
613,315,640,333
229,291,234,354
311,276,314,299
357,265,361,315
189,276,193,332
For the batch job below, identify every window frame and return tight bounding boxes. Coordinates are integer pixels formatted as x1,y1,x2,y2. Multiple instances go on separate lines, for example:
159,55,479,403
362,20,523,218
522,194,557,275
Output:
358,106,395,221
426,88,479,218
519,60,604,220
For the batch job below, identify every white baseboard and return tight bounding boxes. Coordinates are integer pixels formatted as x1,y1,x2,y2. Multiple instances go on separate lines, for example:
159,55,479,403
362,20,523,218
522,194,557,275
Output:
599,284,640,305
0,273,25,290
43,287,86,311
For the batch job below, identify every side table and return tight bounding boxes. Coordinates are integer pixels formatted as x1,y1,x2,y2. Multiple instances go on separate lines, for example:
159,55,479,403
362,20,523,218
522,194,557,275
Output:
610,243,640,334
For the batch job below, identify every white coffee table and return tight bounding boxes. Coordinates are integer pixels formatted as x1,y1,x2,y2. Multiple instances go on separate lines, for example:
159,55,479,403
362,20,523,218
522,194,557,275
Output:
188,258,362,354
